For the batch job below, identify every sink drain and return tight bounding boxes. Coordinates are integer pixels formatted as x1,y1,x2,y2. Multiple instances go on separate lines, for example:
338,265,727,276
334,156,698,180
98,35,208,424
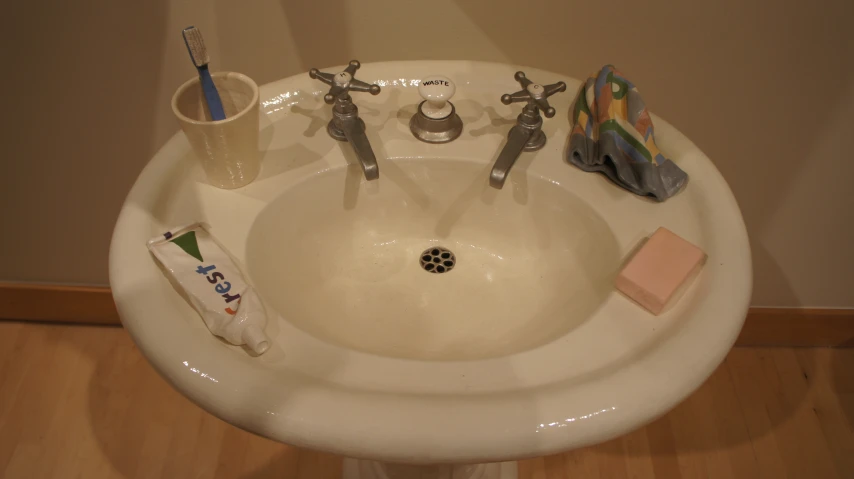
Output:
420,247,456,274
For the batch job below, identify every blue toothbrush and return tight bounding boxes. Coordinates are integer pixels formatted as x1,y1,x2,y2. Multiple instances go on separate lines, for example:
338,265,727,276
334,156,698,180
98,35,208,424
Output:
182,26,226,121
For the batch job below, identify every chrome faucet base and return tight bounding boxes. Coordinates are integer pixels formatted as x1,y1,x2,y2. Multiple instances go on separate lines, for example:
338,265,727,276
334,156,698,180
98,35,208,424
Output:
519,128,546,152
327,117,365,142
410,101,463,144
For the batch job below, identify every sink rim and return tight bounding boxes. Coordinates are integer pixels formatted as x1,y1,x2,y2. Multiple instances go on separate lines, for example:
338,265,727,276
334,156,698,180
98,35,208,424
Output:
109,60,752,463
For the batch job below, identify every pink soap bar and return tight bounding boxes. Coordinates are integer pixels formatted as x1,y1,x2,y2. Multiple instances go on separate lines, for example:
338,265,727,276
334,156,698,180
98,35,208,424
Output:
616,227,706,315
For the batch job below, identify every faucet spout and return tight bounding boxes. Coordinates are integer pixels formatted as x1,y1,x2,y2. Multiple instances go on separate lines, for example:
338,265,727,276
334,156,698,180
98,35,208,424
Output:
490,71,566,188
309,61,382,181
490,126,533,189
338,116,379,181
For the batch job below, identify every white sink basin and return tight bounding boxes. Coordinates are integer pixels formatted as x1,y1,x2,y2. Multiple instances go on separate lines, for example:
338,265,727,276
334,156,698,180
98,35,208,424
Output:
110,61,751,472
248,158,619,361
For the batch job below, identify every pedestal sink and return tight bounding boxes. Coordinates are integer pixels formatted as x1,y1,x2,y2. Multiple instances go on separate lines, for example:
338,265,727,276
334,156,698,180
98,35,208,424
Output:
110,61,751,478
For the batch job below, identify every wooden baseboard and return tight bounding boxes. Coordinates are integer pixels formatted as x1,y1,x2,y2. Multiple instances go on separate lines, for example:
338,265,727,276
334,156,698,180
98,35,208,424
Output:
0,283,852,345
0,282,118,325
735,307,854,347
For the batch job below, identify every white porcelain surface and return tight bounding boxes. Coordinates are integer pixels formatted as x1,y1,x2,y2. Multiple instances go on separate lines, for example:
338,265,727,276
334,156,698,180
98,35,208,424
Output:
110,61,752,464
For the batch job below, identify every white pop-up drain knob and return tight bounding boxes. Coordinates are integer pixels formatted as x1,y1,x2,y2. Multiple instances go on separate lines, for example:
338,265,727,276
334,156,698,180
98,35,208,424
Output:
418,75,456,119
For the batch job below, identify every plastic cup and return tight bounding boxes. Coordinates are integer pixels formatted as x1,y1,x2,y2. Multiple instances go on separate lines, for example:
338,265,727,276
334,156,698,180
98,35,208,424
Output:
171,72,260,189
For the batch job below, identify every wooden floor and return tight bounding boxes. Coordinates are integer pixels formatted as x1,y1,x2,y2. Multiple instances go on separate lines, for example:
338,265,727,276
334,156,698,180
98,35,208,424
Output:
0,323,852,479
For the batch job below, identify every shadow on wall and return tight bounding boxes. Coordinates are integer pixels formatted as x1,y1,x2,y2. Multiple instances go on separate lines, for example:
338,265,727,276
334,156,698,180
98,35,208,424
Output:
212,0,313,84
0,0,169,284
450,0,853,226
751,241,802,307
4,0,852,305
277,0,351,71
451,0,854,306
219,0,854,307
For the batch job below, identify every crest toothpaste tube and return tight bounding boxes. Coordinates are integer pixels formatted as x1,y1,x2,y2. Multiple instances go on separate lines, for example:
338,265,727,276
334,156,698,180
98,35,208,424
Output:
147,223,270,355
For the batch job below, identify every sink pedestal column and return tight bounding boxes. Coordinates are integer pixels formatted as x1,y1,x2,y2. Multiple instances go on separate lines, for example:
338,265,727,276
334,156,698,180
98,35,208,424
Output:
343,459,518,479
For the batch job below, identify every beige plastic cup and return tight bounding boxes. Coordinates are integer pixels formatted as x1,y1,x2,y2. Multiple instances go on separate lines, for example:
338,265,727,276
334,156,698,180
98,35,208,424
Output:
171,72,260,189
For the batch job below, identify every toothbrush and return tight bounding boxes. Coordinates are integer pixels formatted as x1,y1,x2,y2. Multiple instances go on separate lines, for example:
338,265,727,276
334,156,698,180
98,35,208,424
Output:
182,26,226,121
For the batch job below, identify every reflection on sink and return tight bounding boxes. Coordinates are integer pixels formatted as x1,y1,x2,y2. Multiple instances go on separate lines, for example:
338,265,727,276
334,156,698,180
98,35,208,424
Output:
247,158,620,360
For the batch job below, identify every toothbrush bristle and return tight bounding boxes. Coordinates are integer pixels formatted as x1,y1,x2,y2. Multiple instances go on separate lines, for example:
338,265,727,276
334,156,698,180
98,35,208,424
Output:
182,27,210,68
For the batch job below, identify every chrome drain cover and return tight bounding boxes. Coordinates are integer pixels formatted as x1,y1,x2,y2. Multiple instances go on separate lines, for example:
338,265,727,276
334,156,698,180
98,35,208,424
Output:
420,247,456,274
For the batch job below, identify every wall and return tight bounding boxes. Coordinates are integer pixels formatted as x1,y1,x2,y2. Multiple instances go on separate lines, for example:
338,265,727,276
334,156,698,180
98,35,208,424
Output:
1,0,852,307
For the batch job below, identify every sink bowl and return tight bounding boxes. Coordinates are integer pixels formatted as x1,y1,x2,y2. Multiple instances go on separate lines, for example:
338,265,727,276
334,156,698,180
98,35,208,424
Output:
110,61,751,473
247,158,619,361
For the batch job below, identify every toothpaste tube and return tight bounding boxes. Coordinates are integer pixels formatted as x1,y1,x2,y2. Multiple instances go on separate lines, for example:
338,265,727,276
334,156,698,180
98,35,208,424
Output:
147,223,270,355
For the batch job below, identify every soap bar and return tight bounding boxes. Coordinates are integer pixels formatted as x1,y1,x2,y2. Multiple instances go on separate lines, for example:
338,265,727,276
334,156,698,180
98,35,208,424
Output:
616,227,706,315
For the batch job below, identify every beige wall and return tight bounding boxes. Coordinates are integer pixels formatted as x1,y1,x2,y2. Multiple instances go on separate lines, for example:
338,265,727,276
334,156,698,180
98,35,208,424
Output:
2,0,853,307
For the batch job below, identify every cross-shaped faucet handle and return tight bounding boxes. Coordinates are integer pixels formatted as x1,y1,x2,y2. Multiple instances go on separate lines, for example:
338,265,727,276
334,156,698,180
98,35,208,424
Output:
309,60,381,104
500,71,566,118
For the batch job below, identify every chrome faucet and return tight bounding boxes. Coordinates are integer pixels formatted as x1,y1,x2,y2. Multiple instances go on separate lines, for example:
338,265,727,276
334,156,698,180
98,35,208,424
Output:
309,61,382,180
490,72,566,189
